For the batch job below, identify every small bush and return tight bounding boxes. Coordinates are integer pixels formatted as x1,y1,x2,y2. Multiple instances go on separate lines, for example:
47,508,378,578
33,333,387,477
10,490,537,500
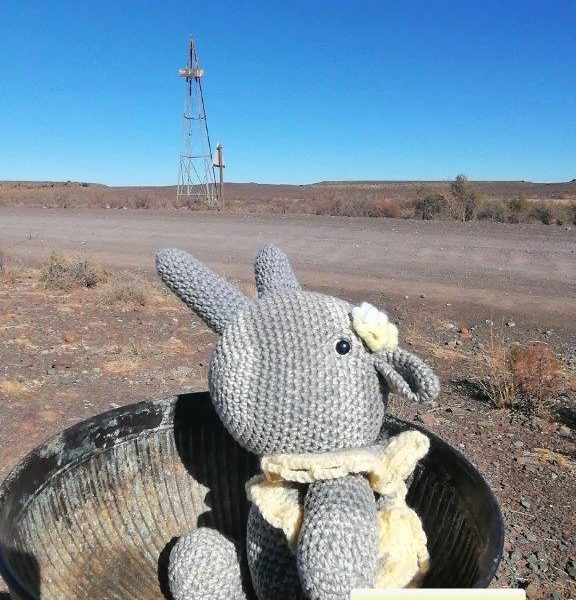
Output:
41,252,73,289
508,343,561,416
507,195,529,223
568,203,576,225
479,337,561,417
134,194,151,209
41,251,107,290
530,202,555,225
414,192,448,220
70,257,107,287
479,337,516,409
313,197,402,218
101,271,151,306
450,174,481,222
375,198,404,218
478,199,508,222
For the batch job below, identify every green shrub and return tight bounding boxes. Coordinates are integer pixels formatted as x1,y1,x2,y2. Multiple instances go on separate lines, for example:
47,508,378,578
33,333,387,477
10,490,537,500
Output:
450,174,481,222
70,258,107,288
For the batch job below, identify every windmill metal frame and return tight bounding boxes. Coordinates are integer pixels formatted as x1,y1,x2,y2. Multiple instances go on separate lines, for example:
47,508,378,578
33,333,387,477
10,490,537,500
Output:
177,37,218,209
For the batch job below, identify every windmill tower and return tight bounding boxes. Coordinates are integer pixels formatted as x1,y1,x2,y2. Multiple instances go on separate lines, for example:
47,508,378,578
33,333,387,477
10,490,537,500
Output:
177,36,218,208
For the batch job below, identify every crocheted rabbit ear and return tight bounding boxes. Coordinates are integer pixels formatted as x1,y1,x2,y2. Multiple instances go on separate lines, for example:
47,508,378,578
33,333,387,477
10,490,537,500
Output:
373,348,440,404
254,245,301,298
156,248,249,335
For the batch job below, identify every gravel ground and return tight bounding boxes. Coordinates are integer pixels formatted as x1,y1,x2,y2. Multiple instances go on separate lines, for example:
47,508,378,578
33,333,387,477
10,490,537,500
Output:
0,208,574,598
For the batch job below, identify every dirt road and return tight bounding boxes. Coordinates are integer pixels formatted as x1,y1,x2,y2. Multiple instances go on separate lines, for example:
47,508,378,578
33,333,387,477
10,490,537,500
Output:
2,208,575,333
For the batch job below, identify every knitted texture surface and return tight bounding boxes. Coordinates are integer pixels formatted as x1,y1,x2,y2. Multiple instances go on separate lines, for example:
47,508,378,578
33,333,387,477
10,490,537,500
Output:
247,505,306,600
246,430,430,595
168,528,247,600
209,290,385,455
298,476,379,600
156,248,248,334
155,244,441,600
375,349,440,405
254,244,301,297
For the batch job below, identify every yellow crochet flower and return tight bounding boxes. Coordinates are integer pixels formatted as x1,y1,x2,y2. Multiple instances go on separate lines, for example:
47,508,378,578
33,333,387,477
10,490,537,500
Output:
351,302,399,351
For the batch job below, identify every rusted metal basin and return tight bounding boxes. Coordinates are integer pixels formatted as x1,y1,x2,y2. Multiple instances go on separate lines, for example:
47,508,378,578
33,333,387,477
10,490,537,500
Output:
0,392,503,599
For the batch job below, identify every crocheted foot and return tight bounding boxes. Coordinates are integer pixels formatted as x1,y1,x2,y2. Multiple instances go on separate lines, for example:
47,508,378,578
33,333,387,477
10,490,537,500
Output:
168,528,247,600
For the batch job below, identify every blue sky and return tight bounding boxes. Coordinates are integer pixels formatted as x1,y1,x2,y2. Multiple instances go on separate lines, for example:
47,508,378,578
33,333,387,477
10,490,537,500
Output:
1,1,574,185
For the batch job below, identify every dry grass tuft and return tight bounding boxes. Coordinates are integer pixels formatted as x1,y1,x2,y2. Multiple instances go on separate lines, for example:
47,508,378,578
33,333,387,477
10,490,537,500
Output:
100,271,152,306
479,330,562,417
479,332,516,409
0,249,7,275
312,196,407,218
0,249,17,284
0,378,27,396
41,251,107,290
103,358,140,374
531,448,575,471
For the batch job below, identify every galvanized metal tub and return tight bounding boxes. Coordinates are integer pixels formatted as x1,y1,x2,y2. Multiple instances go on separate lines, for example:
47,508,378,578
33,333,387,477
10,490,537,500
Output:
0,392,503,599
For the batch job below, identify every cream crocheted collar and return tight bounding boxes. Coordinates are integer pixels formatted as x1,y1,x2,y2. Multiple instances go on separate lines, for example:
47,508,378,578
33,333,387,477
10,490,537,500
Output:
260,429,429,496
247,429,430,547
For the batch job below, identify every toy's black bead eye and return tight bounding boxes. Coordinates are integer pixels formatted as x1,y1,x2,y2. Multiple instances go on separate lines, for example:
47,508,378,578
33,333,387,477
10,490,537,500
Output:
335,339,351,355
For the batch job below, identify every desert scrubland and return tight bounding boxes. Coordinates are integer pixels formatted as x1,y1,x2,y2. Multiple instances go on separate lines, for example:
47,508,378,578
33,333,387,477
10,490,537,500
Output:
1,206,575,598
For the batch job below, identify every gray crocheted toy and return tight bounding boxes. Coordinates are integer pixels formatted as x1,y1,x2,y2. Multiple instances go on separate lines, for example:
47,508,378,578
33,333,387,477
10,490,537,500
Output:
156,245,440,600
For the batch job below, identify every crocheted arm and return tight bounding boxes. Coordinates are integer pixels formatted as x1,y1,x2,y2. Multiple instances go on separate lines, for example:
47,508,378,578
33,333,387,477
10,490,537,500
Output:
297,475,378,600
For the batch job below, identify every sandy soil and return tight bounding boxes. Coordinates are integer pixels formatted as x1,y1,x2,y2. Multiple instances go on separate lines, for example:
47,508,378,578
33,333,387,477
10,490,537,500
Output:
0,208,575,598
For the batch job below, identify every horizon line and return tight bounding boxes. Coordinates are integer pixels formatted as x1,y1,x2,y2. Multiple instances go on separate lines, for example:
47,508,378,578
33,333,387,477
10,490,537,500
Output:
1,177,575,187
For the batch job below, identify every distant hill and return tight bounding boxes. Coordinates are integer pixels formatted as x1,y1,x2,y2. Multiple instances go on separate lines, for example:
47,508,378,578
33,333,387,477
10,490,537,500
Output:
0,179,574,222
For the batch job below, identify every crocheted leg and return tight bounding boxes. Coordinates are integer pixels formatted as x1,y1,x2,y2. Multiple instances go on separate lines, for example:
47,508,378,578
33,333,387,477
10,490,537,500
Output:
247,505,306,600
297,475,378,600
168,528,247,600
